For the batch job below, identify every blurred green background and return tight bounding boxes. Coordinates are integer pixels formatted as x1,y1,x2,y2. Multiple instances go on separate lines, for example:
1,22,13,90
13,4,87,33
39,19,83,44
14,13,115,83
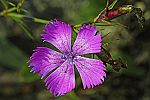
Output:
0,0,150,100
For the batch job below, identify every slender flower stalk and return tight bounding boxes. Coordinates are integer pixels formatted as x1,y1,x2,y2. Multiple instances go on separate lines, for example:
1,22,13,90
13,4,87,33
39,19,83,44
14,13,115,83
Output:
29,19,106,96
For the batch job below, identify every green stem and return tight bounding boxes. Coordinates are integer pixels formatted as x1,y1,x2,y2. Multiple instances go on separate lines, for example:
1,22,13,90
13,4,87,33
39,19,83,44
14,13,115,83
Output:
7,13,23,18
1,12,49,24
34,18,49,24
0,7,114,28
73,21,113,29
0,7,17,16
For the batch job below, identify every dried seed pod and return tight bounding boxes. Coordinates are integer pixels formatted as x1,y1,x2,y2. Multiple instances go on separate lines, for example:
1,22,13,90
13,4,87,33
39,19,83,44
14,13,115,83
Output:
96,47,127,72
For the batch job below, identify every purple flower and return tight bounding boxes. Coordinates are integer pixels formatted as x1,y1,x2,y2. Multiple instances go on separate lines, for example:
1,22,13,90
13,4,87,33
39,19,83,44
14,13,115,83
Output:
29,19,106,96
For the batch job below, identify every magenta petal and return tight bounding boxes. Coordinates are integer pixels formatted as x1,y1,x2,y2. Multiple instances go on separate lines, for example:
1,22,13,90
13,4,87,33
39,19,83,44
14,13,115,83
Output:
72,24,102,55
28,19,106,96
74,56,106,89
29,47,65,79
44,61,75,96
41,19,72,53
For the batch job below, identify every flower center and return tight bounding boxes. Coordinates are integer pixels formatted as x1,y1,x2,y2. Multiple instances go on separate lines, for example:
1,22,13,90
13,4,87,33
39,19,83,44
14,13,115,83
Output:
63,52,76,63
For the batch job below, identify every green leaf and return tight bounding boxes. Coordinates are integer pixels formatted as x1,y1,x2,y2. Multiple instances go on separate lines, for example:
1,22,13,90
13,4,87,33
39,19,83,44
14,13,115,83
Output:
94,21,113,26
12,17,34,40
8,2,16,7
20,8,29,14
7,7,17,13
0,0,8,9
17,0,26,12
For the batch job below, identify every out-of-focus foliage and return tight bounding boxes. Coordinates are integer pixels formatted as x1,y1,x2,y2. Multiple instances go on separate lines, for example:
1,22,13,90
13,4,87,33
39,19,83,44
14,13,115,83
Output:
0,0,150,100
